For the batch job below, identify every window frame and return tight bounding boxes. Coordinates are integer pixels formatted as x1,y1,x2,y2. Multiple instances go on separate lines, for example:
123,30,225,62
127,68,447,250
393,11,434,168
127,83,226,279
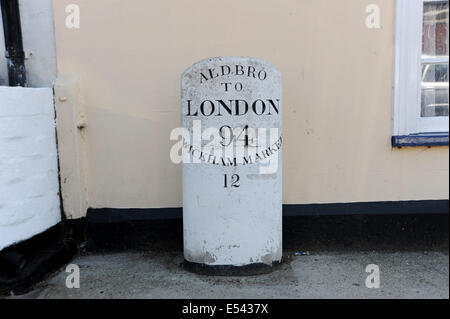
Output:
393,0,449,141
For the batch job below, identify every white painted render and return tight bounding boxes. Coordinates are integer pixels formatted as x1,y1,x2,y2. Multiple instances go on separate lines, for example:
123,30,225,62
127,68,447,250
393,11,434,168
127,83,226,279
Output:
54,75,88,220
0,87,61,250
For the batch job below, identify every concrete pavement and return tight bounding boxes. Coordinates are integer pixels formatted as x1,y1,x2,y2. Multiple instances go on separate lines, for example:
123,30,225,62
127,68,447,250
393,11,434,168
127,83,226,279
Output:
5,214,449,299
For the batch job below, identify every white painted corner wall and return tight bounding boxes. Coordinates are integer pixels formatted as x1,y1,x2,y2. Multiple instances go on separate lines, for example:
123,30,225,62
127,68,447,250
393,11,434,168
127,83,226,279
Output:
0,87,61,251
54,74,89,220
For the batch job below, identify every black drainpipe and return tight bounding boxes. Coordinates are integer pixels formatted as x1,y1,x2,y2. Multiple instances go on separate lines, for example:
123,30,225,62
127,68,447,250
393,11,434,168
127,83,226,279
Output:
1,0,26,87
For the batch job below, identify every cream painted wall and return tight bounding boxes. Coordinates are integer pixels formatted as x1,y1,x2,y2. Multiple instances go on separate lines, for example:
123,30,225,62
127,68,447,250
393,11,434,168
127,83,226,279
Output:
52,0,449,212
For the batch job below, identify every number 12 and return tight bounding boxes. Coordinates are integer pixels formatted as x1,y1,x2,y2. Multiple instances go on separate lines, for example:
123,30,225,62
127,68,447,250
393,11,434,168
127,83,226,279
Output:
224,174,240,188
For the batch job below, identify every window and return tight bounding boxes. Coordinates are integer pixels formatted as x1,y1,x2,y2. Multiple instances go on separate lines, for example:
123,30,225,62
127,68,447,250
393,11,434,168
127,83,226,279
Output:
393,0,449,146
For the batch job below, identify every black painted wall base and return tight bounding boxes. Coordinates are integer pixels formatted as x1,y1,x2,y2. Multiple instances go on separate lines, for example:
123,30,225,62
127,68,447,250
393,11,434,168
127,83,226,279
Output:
0,219,85,296
183,260,281,276
87,200,449,223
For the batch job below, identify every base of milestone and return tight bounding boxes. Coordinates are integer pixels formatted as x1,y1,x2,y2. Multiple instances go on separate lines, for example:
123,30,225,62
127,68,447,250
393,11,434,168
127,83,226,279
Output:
183,259,281,276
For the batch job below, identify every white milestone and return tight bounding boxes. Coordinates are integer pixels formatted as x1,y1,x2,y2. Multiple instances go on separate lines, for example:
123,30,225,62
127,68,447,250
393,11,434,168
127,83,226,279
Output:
182,56,283,274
